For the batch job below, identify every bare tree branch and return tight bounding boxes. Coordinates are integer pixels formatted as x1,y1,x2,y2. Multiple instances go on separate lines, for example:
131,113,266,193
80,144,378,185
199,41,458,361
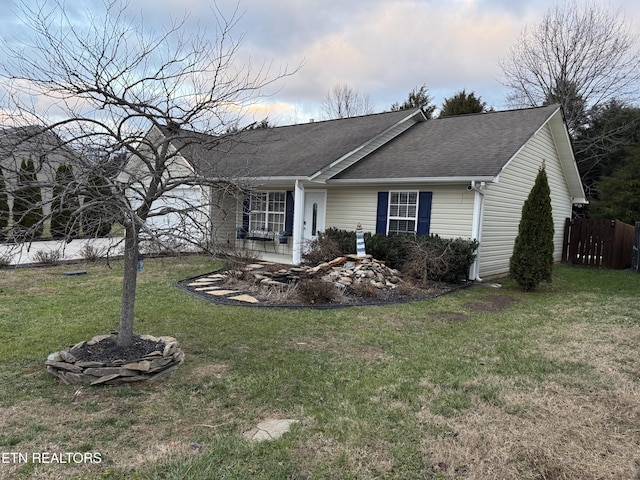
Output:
499,0,640,198
320,83,374,119
0,0,298,346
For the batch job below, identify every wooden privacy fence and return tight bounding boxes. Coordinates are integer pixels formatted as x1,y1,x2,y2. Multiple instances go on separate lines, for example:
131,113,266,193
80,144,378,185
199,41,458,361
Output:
562,218,635,269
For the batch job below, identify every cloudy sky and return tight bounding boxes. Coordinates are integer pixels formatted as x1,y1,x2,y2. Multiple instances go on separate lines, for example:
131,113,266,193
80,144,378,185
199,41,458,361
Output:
2,0,640,126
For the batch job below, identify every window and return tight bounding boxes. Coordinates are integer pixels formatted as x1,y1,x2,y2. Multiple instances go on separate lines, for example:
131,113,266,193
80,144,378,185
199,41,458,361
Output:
388,191,418,234
248,191,286,232
376,191,432,236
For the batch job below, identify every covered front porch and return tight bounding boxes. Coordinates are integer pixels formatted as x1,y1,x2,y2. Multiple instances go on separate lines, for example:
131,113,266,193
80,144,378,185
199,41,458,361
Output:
222,181,327,265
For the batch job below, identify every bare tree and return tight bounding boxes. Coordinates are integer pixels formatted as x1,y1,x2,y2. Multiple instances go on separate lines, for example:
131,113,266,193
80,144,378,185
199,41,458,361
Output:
320,83,374,119
500,1,640,129
499,0,640,185
0,0,295,347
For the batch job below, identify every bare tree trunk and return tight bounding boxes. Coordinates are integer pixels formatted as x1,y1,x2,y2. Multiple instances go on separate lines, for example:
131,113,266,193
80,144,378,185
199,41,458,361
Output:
118,221,139,347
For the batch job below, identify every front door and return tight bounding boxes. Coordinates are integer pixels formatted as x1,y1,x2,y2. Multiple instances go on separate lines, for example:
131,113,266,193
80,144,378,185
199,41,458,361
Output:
302,190,326,245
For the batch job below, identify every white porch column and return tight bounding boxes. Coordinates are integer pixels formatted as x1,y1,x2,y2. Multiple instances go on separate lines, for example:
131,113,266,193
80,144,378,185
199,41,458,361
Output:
292,180,305,265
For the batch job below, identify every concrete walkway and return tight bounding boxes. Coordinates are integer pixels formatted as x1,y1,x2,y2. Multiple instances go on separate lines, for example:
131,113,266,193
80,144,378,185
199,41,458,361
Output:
0,237,125,266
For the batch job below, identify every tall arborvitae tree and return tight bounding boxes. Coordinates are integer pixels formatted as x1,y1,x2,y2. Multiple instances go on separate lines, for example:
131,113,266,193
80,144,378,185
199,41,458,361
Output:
509,166,555,291
50,165,80,239
82,172,116,238
12,158,43,240
0,169,8,240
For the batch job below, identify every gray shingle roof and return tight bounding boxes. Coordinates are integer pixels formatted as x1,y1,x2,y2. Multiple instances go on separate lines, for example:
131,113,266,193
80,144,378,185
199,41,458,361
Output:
175,104,562,181
178,109,418,178
334,104,561,180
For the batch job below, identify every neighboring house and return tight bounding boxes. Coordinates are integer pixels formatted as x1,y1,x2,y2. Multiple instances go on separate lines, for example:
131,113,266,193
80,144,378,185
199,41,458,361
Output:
0,125,81,218
131,104,587,279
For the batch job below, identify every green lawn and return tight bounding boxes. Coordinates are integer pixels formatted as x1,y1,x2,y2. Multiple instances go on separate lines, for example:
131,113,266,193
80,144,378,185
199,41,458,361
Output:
0,257,638,479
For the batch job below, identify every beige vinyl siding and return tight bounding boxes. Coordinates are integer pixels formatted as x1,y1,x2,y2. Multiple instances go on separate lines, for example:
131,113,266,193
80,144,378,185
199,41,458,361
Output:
430,186,475,238
325,186,380,232
210,193,238,247
479,123,574,278
325,185,474,238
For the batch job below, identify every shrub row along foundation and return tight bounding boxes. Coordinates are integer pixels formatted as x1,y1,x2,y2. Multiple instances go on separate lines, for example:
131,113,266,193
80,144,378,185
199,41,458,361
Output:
46,334,185,385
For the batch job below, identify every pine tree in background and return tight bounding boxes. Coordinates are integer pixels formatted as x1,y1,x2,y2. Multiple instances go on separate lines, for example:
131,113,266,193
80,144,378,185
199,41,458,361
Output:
51,164,80,239
0,169,8,240
82,173,115,238
12,158,44,240
439,89,489,117
509,166,555,291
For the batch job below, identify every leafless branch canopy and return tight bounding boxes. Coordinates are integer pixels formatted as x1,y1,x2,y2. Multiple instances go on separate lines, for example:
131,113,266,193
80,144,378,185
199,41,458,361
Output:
320,83,374,120
0,0,298,346
499,1,640,194
500,0,640,133
0,0,297,239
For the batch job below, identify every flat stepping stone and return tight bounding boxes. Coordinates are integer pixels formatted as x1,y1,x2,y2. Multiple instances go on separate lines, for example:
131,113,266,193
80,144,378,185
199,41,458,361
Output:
245,264,265,270
64,270,87,276
243,419,299,441
229,294,259,304
188,281,215,286
195,286,221,291
206,289,239,296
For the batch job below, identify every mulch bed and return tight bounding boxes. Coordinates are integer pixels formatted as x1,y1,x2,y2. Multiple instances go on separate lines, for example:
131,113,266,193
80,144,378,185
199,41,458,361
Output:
71,335,166,364
178,270,466,309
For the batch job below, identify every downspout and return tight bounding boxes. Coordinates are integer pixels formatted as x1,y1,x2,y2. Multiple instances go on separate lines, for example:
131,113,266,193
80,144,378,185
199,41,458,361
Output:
469,181,485,282
292,180,305,265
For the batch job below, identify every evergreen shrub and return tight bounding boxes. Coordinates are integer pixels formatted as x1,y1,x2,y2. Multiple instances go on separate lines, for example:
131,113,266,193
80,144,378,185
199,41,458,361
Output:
306,227,478,284
0,169,8,240
509,166,555,291
51,165,80,239
12,159,43,240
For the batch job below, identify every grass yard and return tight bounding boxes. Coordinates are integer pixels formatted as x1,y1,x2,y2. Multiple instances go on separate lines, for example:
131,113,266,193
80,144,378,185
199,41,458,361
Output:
0,256,639,479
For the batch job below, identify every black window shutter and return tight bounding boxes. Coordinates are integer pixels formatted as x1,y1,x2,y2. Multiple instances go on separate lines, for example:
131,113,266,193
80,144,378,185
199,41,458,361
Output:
285,191,294,234
242,195,250,231
376,192,389,234
416,191,432,236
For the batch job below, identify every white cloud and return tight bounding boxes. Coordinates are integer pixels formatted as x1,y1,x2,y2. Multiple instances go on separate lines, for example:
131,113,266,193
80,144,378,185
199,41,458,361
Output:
2,0,639,125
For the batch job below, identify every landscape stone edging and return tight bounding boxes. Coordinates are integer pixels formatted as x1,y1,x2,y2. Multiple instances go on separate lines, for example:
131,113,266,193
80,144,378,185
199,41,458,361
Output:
46,334,185,385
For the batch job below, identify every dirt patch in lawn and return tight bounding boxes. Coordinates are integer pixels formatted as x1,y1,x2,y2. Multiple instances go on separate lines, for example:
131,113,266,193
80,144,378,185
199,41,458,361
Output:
464,294,519,312
189,362,229,380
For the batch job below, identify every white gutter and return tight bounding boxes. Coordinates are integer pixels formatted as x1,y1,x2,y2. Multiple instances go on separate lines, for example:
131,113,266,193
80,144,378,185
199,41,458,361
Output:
327,176,496,185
